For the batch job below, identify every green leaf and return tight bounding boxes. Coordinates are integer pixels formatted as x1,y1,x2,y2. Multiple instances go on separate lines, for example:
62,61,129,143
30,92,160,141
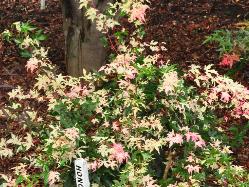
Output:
36,34,47,41
20,22,36,33
16,175,24,184
100,36,108,47
20,50,32,58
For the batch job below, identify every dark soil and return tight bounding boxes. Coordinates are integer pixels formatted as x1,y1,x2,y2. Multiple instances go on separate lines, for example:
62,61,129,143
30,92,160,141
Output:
145,0,249,169
0,0,65,174
0,0,65,106
146,0,249,66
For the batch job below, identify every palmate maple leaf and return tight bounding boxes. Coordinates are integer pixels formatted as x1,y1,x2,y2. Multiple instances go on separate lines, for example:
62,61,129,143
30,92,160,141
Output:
166,131,183,147
6,134,22,146
109,143,129,164
25,57,40,73
185,164,201,175
220,91,231,103
219,53,240,68
86,7,97,22
48,171,60,186
130,4,149,23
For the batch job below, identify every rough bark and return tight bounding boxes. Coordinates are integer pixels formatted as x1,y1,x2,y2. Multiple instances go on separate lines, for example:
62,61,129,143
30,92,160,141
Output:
62,0,108,77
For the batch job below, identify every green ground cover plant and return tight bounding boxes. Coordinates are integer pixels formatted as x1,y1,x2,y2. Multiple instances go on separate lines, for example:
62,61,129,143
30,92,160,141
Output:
204,25,249,73
2,21,47,58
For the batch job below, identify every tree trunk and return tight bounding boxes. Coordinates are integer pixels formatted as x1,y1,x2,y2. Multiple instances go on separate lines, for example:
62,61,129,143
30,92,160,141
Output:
62,0,108,77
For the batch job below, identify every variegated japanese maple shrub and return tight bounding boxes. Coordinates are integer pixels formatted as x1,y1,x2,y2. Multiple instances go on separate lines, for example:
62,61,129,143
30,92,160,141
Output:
1,1,249,187
2,21,47,58
204,25,249,72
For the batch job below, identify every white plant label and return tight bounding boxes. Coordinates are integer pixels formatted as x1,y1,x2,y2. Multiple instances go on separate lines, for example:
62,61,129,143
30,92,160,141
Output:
40,0,46,10
74,159,90,187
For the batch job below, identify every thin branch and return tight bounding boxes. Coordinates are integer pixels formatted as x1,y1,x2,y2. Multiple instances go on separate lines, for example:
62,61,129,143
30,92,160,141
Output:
163,150,175,180
0,85,14,89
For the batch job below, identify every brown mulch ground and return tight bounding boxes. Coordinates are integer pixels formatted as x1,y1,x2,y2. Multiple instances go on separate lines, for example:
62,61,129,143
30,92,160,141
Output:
0,0,65,106
0,0,65,174
146,0,249,68
0,0,248,175
145,0,249,169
